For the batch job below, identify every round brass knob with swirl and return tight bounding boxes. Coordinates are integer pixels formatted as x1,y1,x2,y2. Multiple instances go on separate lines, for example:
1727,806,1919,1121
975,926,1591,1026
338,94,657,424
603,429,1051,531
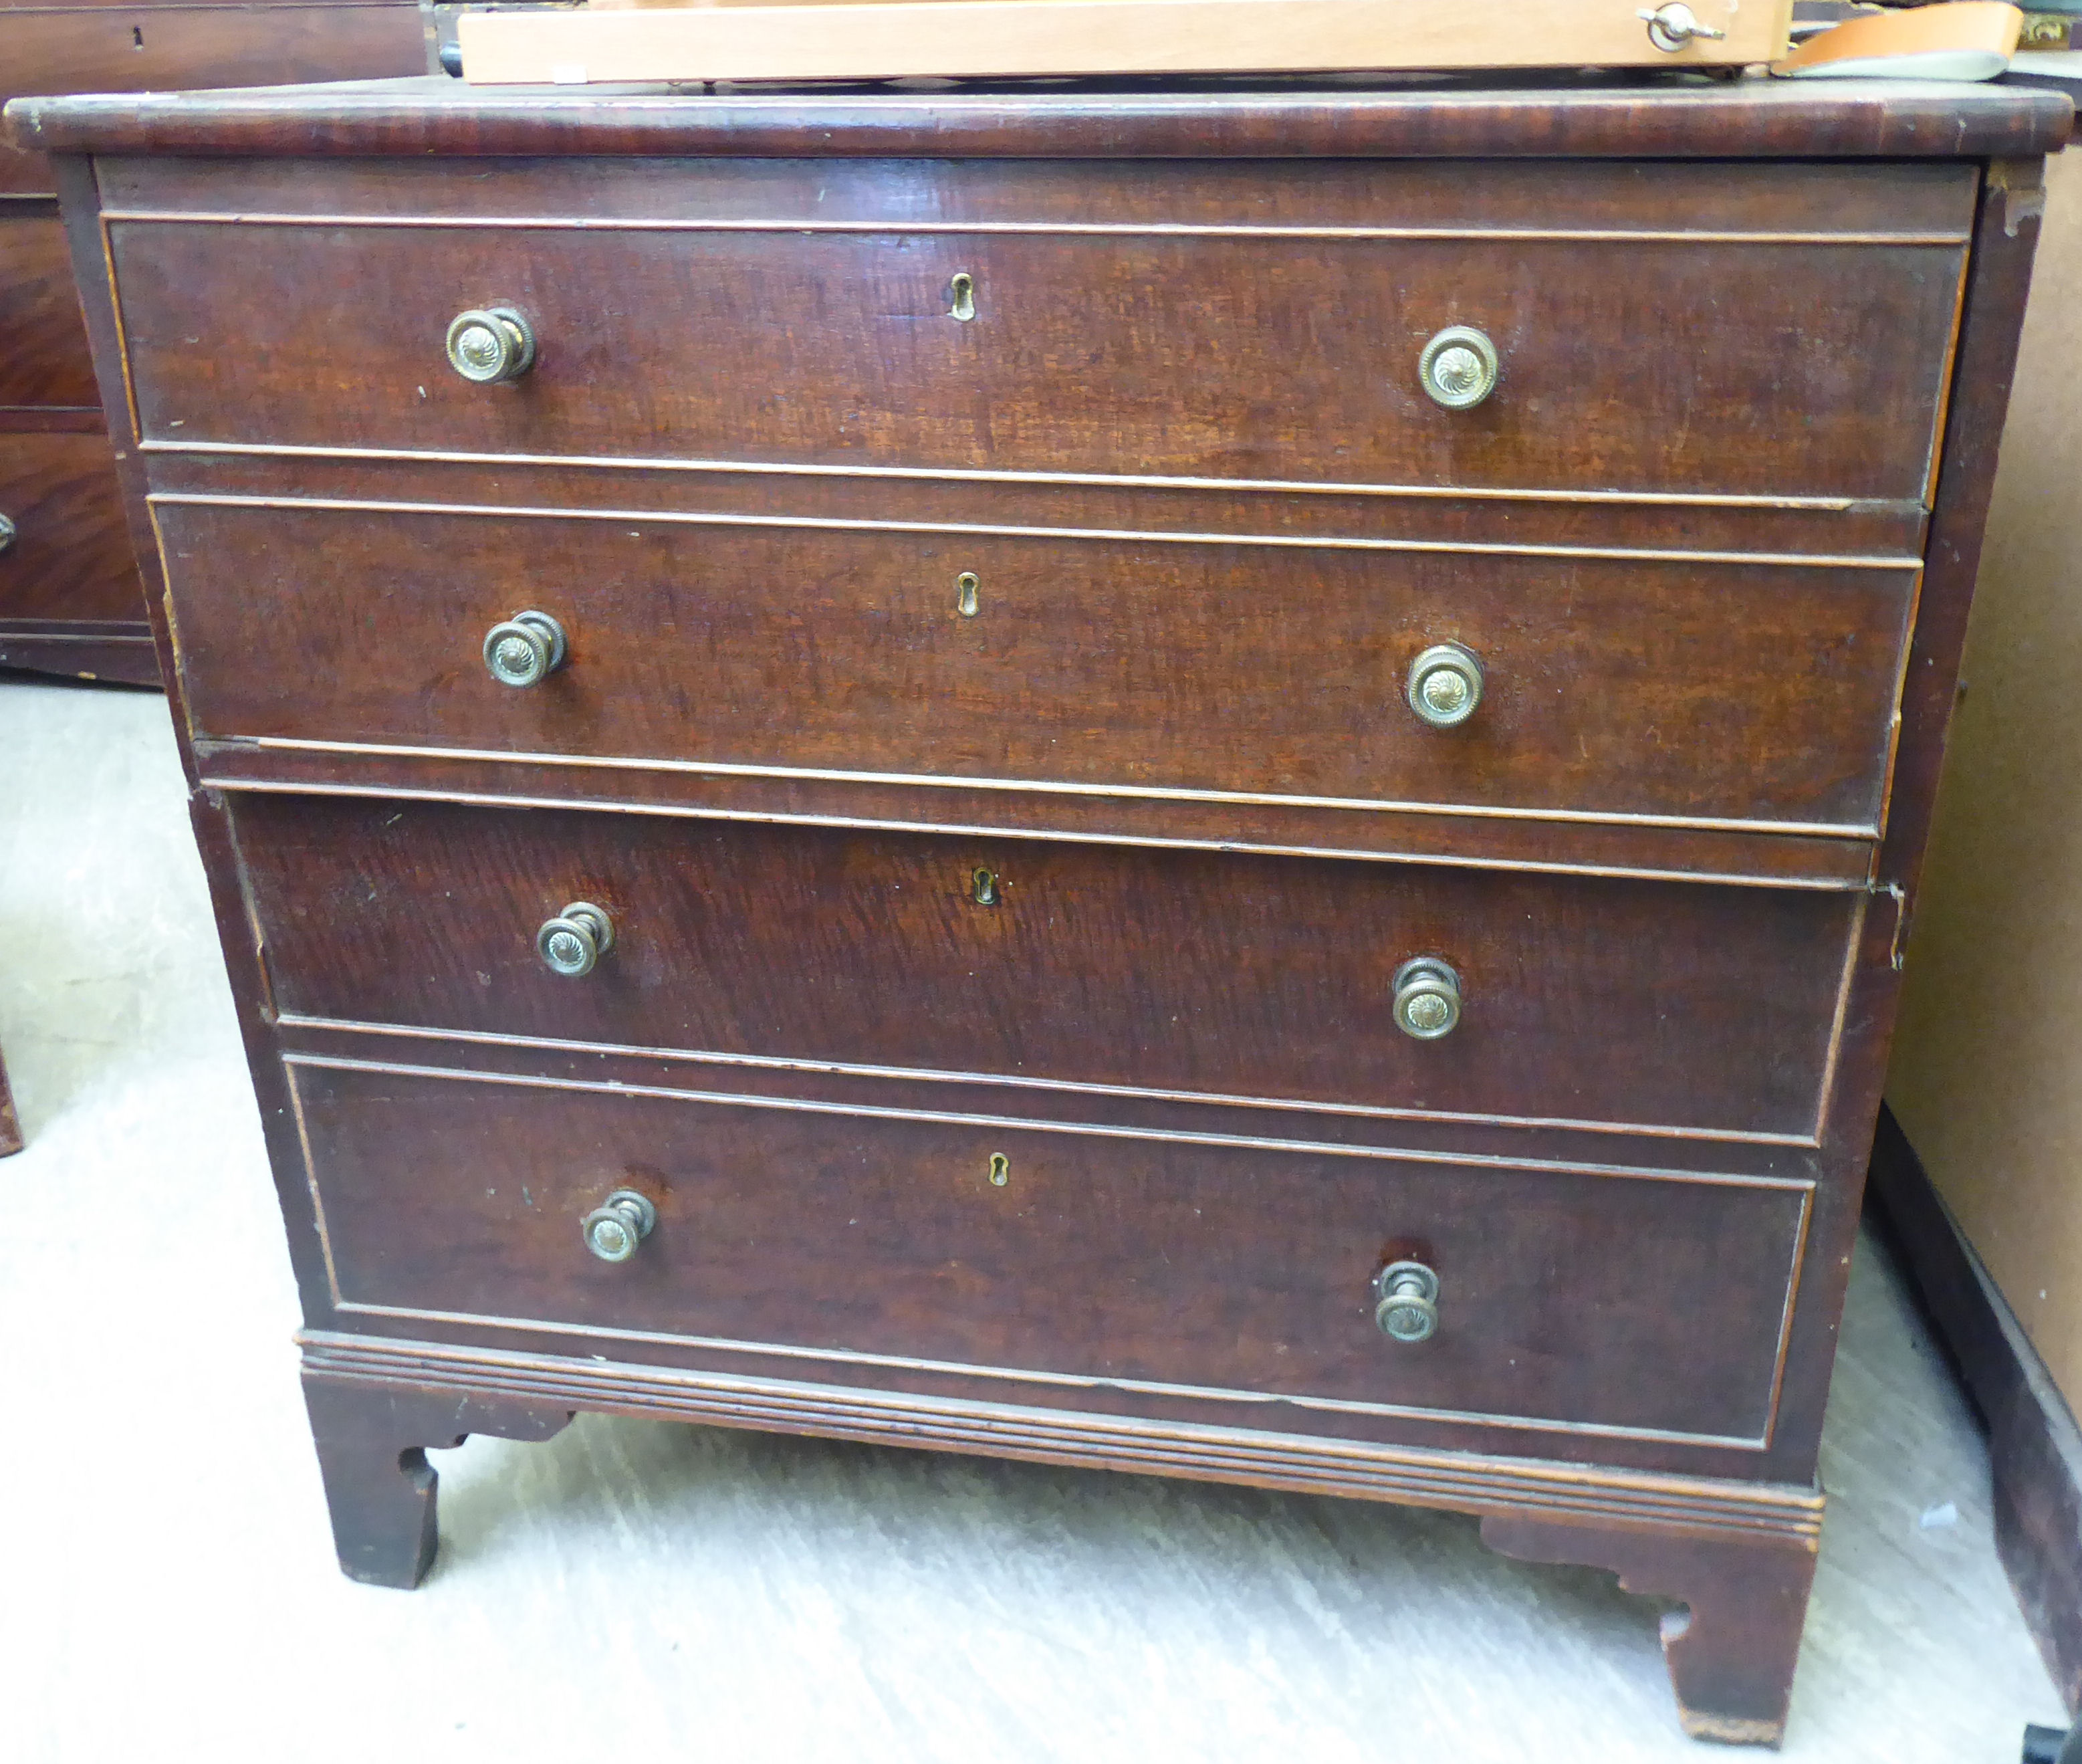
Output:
445,306,536,384
582,1189,656,1263
1373,1260,1440,1343
1418,325,1500,410
1407,642,1484,730
1393,956,1462,1040
0,513,15,554
483,609,566,687
537,901,614,977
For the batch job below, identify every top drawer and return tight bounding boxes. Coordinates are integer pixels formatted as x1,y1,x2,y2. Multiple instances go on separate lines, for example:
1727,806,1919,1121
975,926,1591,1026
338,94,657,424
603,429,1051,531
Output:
102,159,1972,500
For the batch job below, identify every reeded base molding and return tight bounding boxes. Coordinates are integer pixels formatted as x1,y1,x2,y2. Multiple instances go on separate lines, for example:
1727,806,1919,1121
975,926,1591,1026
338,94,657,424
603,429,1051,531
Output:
299,1329,1820,1740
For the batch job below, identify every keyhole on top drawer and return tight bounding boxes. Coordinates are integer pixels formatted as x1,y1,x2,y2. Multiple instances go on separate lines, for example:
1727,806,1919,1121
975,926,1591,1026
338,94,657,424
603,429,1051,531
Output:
988,1152,1010,1188
948,273,976,322
956,572,979,617
971,867,998,906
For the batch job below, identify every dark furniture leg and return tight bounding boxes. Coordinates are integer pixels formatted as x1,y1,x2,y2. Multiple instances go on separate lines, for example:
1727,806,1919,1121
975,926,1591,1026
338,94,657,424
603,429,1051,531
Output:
1481,1513,1817,1745
302,1374,574,1588
0,1046,21,1155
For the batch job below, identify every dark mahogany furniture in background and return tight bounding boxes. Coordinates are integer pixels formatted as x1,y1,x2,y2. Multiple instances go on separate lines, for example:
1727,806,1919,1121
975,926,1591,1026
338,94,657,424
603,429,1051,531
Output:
0,1048,21,1155
0,0,425,684
9,74,2068,1743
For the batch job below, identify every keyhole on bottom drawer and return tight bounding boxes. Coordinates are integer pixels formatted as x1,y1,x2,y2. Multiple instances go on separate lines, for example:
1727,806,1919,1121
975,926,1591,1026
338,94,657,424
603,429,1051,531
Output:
988,1152,1010,1188
956,571,979,617
971,867,998,906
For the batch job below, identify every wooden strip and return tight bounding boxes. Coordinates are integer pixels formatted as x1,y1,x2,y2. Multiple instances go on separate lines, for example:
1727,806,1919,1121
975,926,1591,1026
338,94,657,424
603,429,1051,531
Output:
0,408,105,433
453,0,1785,82
134,437,1877,513
142,489,1920,571
283,1053,346,1312
12,82,2071,163
96,208,1969,246
1879,161,2052,899
1758,1189,1815,1452
320,1293,1774,1448
1809,895,1873,1148
233,733,1885,841
275,1012,1824,1150
299,1332,1831,1526
198,768,1876,892
279,1049,1822,1187
97,214,142,457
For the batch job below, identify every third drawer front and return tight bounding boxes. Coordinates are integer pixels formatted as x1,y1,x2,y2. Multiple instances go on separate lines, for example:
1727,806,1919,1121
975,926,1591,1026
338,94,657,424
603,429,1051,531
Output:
158,500,1920,832
236,795,1863,1142
292,1056,1809,1448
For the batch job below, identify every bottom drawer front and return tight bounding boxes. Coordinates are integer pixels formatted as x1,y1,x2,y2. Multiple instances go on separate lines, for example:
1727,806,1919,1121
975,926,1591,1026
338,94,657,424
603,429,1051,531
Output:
295,1060,1807,1447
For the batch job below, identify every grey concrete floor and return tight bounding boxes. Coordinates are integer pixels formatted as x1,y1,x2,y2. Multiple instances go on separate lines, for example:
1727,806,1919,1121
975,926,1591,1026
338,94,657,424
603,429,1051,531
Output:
0,675,2066,1763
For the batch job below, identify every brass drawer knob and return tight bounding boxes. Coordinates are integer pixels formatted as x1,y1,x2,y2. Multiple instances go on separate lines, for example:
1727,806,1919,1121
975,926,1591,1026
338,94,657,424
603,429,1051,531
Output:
445,306,536,384
483,609,567,687
538,901,614,977
582,1188,656,1263
1393,956,1462,1039
1418,326,1499,410
1373,1260,1440,1343
1407,642,1484,729
0,513,15,554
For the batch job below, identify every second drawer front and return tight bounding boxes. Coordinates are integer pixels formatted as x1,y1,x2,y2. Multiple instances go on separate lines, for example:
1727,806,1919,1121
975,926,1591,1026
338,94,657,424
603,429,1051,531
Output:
294,1058,1807,1446
237,796,1860,1141
158,501,1918,831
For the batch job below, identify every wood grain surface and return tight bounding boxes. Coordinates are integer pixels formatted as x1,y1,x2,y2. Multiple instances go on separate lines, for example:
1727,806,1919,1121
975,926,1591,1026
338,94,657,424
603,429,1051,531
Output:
229,794,1861,1141
93,152,1983,237
453,0,1782,84
288,1057,1809,1446
0,429,142,625
154,498,1920,830
0,211,96,409
7,76,2071,163
108,212,1966,498
137,445,1935,560
0,5,426,195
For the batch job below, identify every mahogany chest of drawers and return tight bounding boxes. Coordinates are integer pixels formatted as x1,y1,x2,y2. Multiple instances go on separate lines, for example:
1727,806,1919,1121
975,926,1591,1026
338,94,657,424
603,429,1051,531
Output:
10,74,2069,1743
0,0,425,683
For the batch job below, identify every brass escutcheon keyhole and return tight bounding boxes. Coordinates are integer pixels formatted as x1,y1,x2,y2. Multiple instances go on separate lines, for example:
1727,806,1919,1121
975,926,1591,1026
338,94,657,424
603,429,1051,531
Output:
988,1152,1010,1188
971,867,998,906
949,272,976,322
956,572,980,617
